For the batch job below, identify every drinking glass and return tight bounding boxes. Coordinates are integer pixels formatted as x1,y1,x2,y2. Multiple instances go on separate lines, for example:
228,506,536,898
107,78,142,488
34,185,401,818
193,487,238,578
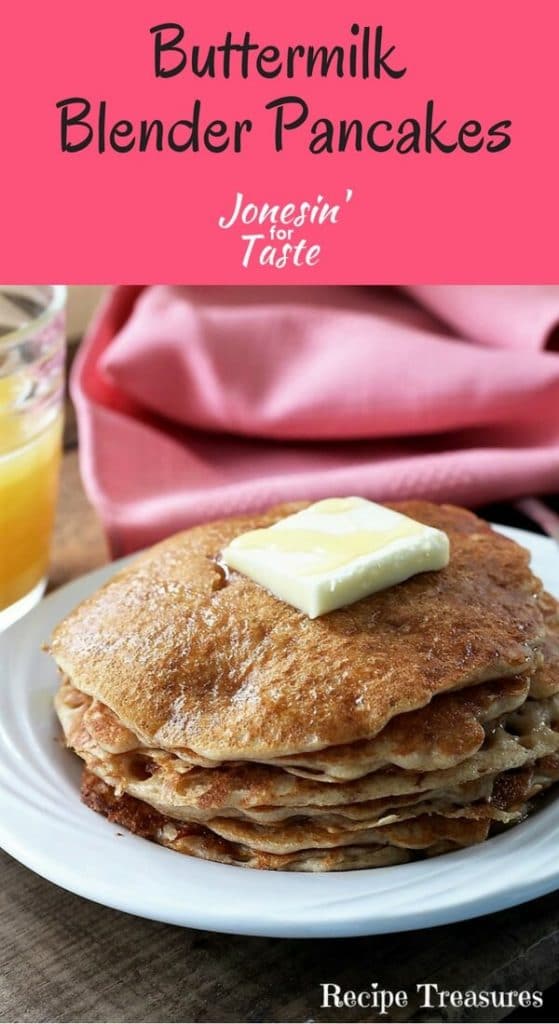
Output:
0,286,66,629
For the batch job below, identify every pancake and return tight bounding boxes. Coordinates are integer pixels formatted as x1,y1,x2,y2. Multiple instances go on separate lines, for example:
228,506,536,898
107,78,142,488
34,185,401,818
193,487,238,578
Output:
80,771,413,871
56,678,559,821
80,758,559,870
197,812,491,854
50,502,545,762
57,594,558,786
52,500,559,871
56,673,530,779
529,624,559,699
80,771,487,870
202,756,559,849
266,676,530,780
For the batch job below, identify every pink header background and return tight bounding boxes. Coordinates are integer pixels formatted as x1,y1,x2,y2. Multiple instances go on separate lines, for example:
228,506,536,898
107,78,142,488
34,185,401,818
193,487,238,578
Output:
0,0,557,283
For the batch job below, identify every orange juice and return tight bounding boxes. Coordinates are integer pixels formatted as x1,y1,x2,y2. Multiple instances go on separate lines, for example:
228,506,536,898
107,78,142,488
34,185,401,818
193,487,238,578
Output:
0,411,63,612
0,285,65,627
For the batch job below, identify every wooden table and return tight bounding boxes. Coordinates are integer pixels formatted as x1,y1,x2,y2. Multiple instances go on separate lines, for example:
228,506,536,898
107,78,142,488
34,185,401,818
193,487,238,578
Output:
2,452,559,1023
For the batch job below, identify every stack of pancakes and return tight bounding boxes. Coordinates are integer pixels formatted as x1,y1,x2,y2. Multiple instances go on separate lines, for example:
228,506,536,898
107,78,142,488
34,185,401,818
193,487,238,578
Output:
51,502,559,871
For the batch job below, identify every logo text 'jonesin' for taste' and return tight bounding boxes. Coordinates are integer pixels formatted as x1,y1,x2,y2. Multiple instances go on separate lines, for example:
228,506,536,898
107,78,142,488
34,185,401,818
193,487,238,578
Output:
217,190,354,269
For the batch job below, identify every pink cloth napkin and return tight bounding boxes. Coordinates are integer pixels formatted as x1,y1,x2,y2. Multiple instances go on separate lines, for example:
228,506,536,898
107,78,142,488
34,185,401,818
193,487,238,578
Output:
72,285,559,555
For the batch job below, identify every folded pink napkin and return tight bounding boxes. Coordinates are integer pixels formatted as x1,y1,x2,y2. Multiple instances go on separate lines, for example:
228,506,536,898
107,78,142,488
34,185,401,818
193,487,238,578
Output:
72,285,559,555
408,286,559,351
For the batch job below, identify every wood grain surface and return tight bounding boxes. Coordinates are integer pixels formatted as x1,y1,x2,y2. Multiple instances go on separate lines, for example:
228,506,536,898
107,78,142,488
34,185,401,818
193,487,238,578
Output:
2,837,559,1024
1,448,559,1023
48,451,109,590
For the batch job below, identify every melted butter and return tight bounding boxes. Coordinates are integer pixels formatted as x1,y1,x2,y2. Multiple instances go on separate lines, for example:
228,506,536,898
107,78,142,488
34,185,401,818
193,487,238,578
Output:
230,522,424,576
222,497,449,616
309,497,363,515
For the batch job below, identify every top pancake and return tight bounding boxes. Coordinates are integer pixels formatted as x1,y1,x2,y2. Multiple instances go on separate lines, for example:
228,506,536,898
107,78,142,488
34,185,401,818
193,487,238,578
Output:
49,501,545,760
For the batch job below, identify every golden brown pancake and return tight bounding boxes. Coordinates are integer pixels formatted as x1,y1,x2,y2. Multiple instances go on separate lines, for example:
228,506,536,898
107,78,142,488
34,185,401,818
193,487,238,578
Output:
266,675,530,780
50,502,545,761
56,678,559,821
195,811,491,855
80,772,486,870
56,673,530,779
80,757,559,871
80,771,413,871
52,501,559,871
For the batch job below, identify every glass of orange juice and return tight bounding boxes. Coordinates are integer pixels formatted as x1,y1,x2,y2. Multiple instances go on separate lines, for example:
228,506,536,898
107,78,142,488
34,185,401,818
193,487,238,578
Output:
0,286,66,629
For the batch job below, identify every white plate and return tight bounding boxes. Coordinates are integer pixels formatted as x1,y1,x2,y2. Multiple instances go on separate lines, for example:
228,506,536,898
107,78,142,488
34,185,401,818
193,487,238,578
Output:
1,524,559,938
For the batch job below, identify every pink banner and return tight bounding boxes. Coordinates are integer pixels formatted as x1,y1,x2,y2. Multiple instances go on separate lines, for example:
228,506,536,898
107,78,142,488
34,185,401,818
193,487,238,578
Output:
0,1,557,282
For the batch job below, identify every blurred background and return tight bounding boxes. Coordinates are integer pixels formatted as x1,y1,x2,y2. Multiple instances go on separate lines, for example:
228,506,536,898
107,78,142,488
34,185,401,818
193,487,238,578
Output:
51,286,109,587
4,283,559,626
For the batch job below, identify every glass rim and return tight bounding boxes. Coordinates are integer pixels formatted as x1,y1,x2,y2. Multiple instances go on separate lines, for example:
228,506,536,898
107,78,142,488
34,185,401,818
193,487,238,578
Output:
0,285,67,349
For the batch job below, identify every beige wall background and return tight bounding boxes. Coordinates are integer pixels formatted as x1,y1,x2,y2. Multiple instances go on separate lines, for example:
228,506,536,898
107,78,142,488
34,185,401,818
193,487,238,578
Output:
67,286,106,339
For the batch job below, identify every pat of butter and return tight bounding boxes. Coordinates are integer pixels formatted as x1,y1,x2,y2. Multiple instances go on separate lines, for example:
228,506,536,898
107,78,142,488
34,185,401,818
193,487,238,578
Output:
222,497,450,618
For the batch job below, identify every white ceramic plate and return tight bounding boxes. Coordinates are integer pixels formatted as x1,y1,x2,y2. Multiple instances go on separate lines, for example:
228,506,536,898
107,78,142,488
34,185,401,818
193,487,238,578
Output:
1,525,559,938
